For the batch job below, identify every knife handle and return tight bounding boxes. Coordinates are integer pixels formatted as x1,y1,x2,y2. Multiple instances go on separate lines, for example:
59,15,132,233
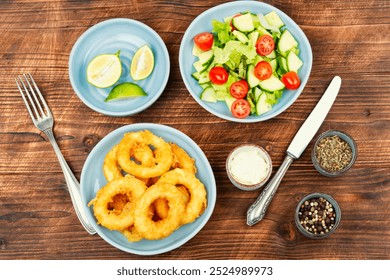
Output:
246,154,295,226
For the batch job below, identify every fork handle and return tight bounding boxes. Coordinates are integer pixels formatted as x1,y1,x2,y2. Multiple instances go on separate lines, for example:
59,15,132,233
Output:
44,129,96,235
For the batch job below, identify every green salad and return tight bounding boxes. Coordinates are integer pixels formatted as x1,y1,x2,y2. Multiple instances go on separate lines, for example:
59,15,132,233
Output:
191,11,303,119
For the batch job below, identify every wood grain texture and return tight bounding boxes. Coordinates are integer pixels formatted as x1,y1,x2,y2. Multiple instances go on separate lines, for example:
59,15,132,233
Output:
0,0,389,260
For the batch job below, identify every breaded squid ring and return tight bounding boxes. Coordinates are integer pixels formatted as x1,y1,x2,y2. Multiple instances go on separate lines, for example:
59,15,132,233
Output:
170,143,197,174
152,144,196,219
117,130,173,179
103,145,123,182
88,176,147,231
122,226,143,242
157,168,207,224
154,185,190,220
132,142,155,167
103,143,155,182
134,183,186,240
122,203,156,242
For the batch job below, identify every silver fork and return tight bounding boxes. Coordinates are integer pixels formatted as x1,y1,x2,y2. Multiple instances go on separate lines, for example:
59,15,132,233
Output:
16,73,96,235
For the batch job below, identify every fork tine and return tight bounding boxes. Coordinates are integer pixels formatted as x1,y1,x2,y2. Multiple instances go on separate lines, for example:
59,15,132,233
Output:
16,75,40,121
25,73,52,117
23,73,47,118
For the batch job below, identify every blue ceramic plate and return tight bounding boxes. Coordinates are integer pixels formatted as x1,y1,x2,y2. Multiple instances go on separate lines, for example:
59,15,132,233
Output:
69,18,170,116
179,1,312,123
80,123,216,255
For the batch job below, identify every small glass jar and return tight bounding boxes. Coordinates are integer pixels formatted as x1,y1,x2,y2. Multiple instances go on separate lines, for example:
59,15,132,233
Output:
226,144,272,191
295,192,341,239
312,130,357,177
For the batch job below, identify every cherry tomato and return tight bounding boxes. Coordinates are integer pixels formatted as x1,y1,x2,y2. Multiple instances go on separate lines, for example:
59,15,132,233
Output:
231,99,251,119
229,13,242,31
255,35,275,56
281,71,301,90
209,66,228,85
230,80,249,99
254,61,272,80
194,32,214,51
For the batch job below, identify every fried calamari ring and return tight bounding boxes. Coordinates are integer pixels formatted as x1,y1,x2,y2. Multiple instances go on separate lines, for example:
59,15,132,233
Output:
131,142,155,167
103,143,154,182
157,168,207,224
88,176,147,231
154,185,190,220
153,144,196,219
134,183,186,240
122,203,156,242
170,143,197,174
103,145,123,182
117,130,173,178
122,226,143,242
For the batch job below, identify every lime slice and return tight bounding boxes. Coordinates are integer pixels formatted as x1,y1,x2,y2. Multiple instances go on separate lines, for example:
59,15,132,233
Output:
130,45,154,81
105,82,147,102
86,50,122,88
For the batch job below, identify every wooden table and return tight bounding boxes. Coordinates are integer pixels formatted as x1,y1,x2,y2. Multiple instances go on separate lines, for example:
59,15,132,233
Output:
0,0,389,260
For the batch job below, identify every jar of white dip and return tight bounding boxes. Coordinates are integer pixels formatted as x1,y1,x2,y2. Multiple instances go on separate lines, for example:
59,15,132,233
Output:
226,144,272,191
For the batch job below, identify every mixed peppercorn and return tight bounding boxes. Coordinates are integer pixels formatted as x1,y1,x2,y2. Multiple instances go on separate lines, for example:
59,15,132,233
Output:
298,197,336,235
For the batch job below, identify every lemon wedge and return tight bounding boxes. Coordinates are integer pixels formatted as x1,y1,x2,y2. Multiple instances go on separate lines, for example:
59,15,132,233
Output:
130,45,154,81
86,51,122,88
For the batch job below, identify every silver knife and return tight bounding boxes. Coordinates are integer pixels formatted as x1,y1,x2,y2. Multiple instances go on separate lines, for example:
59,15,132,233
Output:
246,76,342,226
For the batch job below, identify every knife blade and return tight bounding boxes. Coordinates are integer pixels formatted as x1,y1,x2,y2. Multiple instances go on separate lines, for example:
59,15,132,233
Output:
246,76,342,226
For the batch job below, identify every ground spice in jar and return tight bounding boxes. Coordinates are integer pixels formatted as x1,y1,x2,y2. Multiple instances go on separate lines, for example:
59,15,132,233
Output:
298,197,336,235
315,135,353,172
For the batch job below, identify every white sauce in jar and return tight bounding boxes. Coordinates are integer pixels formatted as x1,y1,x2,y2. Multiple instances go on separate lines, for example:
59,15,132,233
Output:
228,146,270,186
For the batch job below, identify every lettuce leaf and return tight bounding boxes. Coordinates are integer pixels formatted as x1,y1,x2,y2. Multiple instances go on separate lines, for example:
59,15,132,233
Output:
212,19,231,47
225,50,242,70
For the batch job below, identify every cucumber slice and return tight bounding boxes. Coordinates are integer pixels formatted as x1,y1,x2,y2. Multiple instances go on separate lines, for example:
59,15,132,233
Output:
246,94,256,114
200,87,217,102
257,26,272,36
257,13,280,34
251,14,260,29
269,59,278,72
253,86,262,102
290,47,300,56
191,72,200,81
265,50,277,59
193,60,204,72
277,56,288,74
232,30,249,44
259,75,285,91
278,30,298,56
238,61,246,79
193,50,214,74
256,92,272,115
264,11,285,29
198,72,210,84
199,83,209,89
287,51,303,72
193,60,207,73
246,64,261,88
224,95,237,111
198,50,214,65
192,44,204,57
248,31,259,47
223,15,232,24
254,55,264,65
211,82,226,91
232,13,254,32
